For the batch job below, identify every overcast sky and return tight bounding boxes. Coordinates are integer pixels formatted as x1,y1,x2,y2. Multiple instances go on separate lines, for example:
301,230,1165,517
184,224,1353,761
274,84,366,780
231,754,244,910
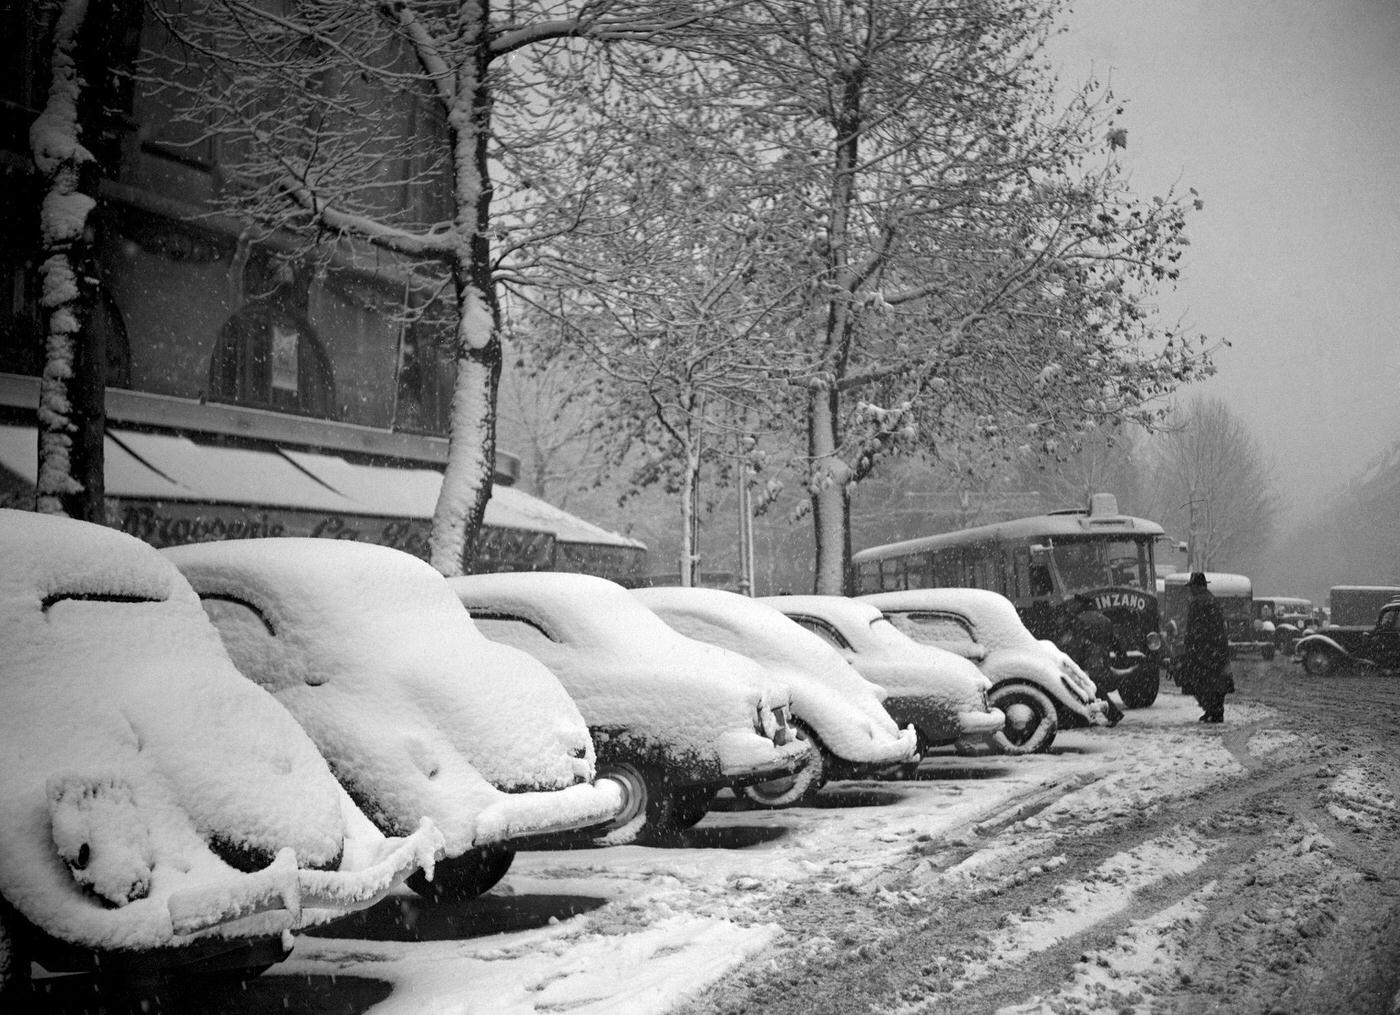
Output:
1053,0,1400,522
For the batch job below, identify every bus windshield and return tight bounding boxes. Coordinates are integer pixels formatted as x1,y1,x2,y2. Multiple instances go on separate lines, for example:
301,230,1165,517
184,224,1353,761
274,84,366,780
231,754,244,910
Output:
1045,538,1151,592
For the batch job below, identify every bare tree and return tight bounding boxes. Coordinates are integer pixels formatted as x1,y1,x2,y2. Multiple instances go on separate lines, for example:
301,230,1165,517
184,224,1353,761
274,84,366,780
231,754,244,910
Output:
520,67,810,585
495,339,611,509
142,0,726,575
1016,423,1148,515
689,0,1217,592
1141,395,1279,571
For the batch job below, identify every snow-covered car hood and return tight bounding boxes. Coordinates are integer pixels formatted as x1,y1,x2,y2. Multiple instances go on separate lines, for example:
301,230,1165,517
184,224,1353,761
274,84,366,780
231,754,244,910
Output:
633,586,915,766
1,511,440,954
451,573,801,772
761,595,992,712
164,539,608,858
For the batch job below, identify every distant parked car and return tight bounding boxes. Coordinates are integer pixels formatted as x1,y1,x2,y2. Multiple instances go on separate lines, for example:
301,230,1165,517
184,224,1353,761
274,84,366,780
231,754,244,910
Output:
164,539,623,901
633,586,918,806
1296,598,1400,677
450,572,813,843
1253,596,1317,657
759,595,1004,756
1,511,440,1001
860,588,1107,754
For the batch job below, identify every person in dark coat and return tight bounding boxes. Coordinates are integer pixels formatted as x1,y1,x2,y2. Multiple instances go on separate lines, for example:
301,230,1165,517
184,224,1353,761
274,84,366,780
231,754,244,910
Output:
1179,572,1234,723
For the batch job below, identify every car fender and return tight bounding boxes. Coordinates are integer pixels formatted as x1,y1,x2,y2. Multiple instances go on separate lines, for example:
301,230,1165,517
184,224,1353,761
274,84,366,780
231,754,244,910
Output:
1294,633,1350,659
982,659,1099,724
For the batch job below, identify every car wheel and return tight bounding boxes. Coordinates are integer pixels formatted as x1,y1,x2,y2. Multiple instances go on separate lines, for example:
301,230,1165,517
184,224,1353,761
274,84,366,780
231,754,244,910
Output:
742,726,827,808
591,761,678,846
1303,647,1338,677
670,786,715,829
988,684,1058,755
408,846,515,903
1118,673,1160,709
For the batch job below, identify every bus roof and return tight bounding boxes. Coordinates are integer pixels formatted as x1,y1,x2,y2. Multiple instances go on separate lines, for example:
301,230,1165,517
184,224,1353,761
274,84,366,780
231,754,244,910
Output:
852,503,1164,563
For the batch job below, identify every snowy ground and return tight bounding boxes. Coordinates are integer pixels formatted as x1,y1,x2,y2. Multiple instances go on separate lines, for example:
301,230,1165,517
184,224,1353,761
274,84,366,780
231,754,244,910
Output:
249,685,1368,1015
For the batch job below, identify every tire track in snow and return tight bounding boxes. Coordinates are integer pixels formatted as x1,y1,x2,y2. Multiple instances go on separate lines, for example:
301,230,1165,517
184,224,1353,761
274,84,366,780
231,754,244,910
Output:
948,830,1214,988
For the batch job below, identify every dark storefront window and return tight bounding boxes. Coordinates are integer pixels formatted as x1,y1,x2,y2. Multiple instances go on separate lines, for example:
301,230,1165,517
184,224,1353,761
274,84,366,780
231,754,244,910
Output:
206,276,336,418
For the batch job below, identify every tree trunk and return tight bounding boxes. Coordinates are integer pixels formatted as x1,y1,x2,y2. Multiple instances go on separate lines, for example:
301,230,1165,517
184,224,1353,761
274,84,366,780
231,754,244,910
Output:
807,60,863,595
430,1,501,577
679,436,700,587
809,378,851,594
32,0,104,522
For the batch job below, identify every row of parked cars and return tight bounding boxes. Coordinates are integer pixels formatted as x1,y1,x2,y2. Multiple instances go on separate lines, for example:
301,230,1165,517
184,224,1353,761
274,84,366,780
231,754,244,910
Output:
0,509,1114,999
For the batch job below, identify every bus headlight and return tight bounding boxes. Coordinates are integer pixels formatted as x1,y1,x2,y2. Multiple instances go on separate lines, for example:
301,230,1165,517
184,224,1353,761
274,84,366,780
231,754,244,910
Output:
1146,631,1163,652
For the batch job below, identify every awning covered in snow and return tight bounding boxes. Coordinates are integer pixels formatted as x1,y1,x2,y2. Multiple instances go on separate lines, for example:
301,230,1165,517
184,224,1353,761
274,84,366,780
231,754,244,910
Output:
0,424,645,584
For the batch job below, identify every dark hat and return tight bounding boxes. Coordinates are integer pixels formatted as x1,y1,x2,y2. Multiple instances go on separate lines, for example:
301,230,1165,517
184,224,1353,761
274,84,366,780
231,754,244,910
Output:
1188,572,1209,588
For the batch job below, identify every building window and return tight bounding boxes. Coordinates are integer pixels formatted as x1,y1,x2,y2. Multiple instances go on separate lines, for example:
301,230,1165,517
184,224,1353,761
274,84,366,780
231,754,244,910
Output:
207,260,336,418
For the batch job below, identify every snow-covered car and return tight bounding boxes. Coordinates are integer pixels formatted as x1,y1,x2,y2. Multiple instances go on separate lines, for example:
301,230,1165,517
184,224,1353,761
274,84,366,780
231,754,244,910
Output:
756,593,1008,750
633,586,918,806
0,511,441,1001
759,595,1005,756
449,572,813,843
163,539,623,901
860,588,1108,754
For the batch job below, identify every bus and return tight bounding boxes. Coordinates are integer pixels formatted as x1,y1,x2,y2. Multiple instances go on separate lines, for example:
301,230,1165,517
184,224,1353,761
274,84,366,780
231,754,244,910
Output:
851,493,1167,708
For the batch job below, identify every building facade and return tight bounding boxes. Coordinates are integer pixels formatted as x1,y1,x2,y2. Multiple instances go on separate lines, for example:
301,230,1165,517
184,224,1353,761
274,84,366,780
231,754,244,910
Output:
0,2,645,582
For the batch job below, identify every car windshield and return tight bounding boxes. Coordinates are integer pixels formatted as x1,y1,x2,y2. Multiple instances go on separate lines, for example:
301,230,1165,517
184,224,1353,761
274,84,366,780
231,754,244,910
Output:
1048,538,1151,591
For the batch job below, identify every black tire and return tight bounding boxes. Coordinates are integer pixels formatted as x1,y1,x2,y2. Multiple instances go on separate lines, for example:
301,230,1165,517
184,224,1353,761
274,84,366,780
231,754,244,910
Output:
1303,647,1339,677
408,846,515,903
988,684,1058,754
742,726,827,808
591,761,677,846
1118,673,1160,709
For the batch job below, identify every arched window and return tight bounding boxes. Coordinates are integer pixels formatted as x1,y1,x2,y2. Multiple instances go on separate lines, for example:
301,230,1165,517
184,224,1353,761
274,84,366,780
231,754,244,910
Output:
207,263,336,418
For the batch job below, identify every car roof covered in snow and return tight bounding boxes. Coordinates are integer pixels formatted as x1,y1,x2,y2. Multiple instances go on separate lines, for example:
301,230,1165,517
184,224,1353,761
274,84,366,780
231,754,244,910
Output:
859,587,1040,652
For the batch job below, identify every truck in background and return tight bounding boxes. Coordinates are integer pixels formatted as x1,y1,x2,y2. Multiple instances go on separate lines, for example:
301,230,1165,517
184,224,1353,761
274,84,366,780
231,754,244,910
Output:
1327,586,1400,629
